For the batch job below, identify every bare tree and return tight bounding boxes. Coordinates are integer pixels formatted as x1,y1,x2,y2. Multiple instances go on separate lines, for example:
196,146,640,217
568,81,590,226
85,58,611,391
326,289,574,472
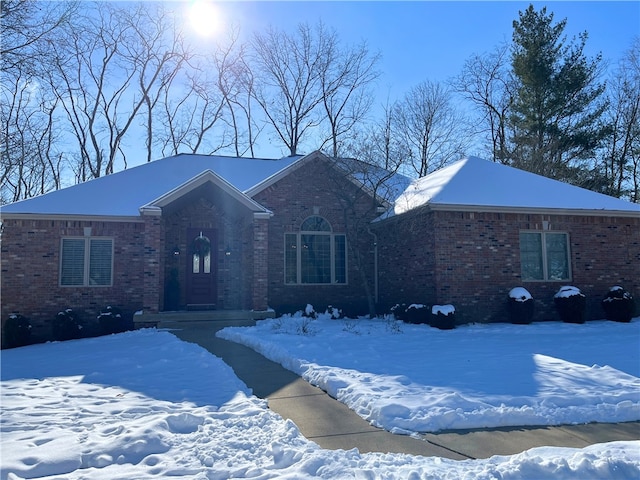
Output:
326,101,411,315
213,28,262,157
119,3,191,164
318,40,381,157
0,0,76,76
251,23,333,156
601,39,640,202
393,80,472,177
155,28,262,158
0,67,64,202
342,97,407,174
0,0,73,203
453,44,514,163
319,151,409,316
160,60,230,155
48,2,189,179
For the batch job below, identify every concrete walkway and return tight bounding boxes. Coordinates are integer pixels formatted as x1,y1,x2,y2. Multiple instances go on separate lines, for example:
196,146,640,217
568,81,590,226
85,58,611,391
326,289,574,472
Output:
165,320,640,460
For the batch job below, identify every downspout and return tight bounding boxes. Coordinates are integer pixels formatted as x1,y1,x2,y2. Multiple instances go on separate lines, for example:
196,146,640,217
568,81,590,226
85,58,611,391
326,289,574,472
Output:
367,227,378,305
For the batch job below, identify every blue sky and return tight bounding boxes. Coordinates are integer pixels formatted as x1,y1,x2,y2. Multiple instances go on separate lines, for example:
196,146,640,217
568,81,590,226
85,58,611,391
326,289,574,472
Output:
202,1,639,99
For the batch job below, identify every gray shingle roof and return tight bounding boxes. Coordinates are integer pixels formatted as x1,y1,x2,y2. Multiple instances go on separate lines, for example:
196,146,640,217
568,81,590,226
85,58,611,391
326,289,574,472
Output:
1,154,302,217
388,157,640,217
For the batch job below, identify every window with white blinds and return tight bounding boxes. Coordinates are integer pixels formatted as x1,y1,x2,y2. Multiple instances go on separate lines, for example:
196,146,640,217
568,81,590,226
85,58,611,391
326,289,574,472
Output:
60,238,113,286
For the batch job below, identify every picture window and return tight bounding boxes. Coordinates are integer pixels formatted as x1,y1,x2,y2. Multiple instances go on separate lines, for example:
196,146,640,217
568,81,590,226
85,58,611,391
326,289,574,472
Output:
285,216,347,285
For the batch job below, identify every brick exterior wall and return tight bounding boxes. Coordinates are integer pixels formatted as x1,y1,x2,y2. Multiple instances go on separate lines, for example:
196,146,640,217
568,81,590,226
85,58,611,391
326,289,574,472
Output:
142,212,163,314
1,218,146,340
375,210,438,311
375,209,640,323
252,158,381,316
252,216,269,311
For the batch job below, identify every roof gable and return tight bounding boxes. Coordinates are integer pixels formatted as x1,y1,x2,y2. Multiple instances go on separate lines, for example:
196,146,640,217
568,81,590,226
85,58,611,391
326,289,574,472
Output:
391,157,640,217
247,151,412,207
143,170,270,214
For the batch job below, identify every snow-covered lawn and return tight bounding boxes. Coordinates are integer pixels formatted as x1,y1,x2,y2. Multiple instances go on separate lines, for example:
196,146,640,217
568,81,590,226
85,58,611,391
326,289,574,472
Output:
1,319,638,479
218,314,640,434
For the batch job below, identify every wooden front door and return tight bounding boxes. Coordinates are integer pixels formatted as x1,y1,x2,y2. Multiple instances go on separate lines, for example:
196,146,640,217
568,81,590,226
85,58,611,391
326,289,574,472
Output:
186,228,217,307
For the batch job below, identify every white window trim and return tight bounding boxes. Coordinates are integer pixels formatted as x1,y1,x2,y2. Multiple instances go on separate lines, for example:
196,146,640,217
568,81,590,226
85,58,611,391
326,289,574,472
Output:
520,230,572,282
59,237,114,287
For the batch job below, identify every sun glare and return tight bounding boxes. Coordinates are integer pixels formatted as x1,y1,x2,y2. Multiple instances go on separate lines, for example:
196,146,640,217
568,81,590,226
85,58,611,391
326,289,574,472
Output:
188,1,221,37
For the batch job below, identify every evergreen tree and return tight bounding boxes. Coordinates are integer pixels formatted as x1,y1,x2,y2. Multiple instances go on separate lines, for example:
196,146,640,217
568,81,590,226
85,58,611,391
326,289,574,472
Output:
509,5,608,185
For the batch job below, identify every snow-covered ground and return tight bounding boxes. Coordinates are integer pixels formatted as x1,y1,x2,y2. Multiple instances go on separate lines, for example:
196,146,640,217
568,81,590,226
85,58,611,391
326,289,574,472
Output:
1,318,639,479
219,314,640,433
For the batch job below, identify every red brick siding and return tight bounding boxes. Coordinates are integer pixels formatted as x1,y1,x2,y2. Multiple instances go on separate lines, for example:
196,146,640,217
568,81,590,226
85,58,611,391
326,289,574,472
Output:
142,214,162,314
252,217,269,310
252,160,380,316
375,210,438,310
1,218,146,339
375,209,640,323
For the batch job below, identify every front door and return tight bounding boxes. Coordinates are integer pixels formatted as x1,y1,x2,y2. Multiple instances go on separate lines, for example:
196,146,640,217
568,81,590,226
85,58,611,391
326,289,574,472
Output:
186,228,217,307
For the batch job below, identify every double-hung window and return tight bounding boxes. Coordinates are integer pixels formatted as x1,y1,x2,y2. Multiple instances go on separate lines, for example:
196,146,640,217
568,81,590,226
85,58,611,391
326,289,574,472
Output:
60,237,113,286
285,216,347,284
519,231,570,281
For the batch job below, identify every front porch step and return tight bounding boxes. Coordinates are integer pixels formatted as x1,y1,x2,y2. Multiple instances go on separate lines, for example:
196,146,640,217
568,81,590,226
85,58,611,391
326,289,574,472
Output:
133,309,276,328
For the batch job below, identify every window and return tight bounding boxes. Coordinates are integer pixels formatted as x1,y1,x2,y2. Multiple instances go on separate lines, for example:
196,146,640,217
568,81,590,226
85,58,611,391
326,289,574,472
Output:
191,234,212,274
519,231,570,281
285,216,347,284
60,238,113,286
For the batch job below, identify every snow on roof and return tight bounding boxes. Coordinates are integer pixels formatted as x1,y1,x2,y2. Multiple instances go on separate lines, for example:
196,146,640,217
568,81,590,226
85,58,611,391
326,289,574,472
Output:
390,156,640,217
1,154,303,217
245,152,412,205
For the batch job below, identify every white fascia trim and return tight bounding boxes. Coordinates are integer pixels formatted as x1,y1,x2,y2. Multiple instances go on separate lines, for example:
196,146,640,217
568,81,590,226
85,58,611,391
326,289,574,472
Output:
372,202,640,225
0,213,144,223
253,211,273,220
428,203,640,218
139,206,162,216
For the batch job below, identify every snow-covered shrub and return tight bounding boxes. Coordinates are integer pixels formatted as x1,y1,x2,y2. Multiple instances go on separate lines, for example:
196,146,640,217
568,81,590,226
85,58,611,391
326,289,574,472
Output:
383,314,403,334
325,305,343,319
278,307,318,336
302,304,317,319
296,316,316,336
553,286,586,324
52,309,84,341
507,287,534,324
341,317,360,334
601,286,635,323
2,313,32,348
430,304,456,330
406,304,429,324
98,305,129,335
390,303,408,322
